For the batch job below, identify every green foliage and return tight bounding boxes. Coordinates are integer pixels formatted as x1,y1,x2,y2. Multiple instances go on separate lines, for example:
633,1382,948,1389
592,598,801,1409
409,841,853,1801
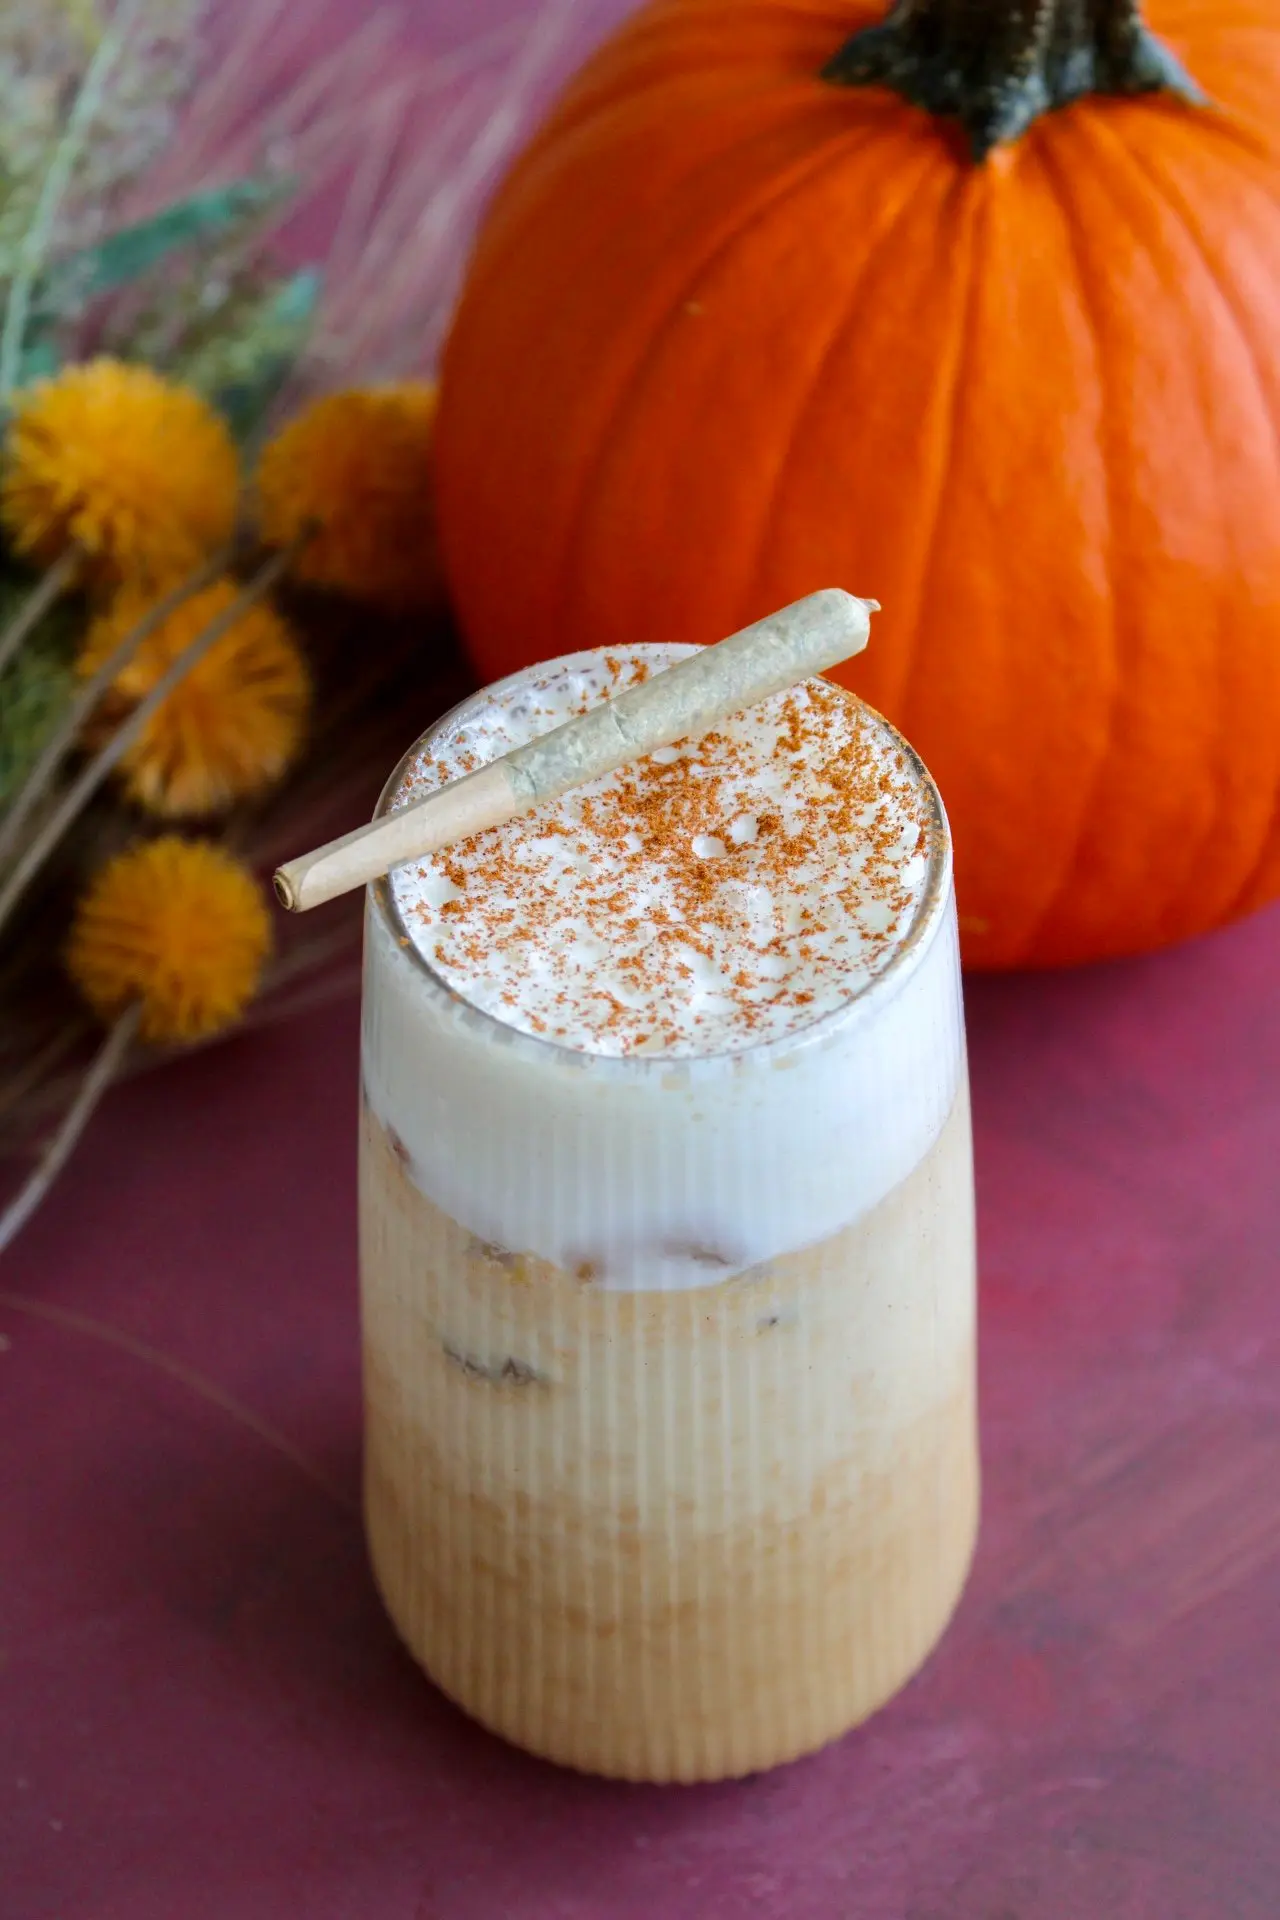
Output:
0,0,205,308
17,336,58,384
180,267,321,443
14,171,313,436
0,3,314,423
31,177,294,321
0,574,76,808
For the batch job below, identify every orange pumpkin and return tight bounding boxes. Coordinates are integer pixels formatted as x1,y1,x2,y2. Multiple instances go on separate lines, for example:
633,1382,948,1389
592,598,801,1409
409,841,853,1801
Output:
435,0,1280,969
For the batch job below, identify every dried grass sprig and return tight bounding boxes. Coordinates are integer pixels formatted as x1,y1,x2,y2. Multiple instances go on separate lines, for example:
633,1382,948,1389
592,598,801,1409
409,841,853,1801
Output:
0,0,588,1249
0,0,149,399
0,615,467,1151
303,0,591,382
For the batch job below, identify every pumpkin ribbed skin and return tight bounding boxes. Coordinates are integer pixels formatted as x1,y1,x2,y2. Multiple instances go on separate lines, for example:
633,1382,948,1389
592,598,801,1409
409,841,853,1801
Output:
435,0,1280,969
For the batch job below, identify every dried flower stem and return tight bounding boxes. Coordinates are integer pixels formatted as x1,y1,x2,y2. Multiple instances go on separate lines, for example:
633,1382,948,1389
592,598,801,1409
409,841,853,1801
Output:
0,1002,140,1257
0,537,302,939
0,1025,86,1132
0,921,357,1142
0,547,82,682
0,1286,354,1508
0,549,228,871
0,0,149,402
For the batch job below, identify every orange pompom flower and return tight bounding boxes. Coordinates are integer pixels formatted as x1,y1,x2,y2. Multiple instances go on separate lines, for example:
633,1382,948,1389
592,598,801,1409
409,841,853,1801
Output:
0,360,239,583
67,837,272,1045
79,578,311,818
256,382,439,610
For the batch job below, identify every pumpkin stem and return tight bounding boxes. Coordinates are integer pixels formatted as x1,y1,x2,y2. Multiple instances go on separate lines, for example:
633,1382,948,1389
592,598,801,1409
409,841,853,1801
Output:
822,0,1204,160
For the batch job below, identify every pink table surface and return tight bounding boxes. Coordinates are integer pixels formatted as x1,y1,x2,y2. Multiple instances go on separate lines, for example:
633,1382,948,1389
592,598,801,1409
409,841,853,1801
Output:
2,899,1279,1919
5,1,1280,1910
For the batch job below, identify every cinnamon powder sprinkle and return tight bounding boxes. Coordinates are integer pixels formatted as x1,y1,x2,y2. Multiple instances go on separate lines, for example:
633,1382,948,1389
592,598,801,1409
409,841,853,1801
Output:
389,647,937,1059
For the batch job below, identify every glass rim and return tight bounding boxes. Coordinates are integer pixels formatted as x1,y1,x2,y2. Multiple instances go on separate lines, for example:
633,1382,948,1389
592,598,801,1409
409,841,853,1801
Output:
369,645,954,1075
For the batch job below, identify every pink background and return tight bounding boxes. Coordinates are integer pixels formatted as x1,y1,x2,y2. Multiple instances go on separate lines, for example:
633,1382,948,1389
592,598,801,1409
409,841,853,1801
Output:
4,4,1280,1915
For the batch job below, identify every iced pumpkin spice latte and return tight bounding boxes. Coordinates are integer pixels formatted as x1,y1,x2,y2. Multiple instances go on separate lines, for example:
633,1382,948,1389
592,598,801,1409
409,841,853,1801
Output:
359,646,978,1781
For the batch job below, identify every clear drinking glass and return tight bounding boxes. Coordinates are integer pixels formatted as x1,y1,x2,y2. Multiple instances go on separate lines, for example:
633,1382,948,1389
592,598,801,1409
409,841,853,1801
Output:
359,650,978,1783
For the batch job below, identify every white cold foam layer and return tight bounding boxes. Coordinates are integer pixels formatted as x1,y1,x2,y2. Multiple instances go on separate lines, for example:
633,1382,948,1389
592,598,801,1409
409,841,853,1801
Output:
363,892,962,1291
387,646,933,1058
363,650,964,1291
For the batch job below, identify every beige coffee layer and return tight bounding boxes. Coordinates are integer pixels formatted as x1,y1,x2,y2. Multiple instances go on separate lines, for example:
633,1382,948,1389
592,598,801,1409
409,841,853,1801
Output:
360,1089,978,1783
